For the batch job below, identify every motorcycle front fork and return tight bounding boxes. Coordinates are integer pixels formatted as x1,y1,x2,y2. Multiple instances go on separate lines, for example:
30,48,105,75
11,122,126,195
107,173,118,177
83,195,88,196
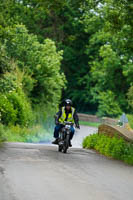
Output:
59,132,70,143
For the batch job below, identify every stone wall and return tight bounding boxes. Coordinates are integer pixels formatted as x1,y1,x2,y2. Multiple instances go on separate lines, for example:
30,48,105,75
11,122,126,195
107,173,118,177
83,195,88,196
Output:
78,113,117,125
98,124,133,142
78,113,100,122
78,113,133,142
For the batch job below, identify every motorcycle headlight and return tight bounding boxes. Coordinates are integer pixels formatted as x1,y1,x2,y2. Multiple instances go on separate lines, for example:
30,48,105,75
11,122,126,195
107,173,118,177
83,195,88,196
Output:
65,125,71,129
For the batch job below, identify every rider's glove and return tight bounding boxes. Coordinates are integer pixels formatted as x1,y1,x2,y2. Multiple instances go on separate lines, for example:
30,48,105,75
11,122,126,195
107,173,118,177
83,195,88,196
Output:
76,124,80,129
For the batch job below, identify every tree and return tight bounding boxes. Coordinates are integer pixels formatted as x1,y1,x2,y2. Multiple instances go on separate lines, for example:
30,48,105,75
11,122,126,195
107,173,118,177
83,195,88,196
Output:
81,0,133,115
0,24,66,126
1,0,133,116
3,25,66,107
0,0,92,112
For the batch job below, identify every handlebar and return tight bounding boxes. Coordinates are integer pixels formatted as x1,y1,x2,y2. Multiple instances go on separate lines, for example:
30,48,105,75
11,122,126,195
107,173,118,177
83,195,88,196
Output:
58,121,74,126
56,122,80,129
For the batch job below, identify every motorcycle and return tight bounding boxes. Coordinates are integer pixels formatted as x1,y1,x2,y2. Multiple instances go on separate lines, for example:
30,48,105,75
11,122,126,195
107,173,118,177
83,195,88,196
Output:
58,121,74,153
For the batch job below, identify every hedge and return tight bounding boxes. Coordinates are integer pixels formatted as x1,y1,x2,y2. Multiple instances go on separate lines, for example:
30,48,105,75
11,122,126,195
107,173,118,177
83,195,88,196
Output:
83,133,133,165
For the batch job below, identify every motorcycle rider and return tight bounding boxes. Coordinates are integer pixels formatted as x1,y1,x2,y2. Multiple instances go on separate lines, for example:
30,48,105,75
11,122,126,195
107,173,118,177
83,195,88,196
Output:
52,99,80,147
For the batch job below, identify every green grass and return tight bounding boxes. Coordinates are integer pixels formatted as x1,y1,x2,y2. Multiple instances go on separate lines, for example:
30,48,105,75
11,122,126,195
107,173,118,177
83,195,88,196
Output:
0,123,53,143
127,114,133,129
83,133,133,165
79,121,101,128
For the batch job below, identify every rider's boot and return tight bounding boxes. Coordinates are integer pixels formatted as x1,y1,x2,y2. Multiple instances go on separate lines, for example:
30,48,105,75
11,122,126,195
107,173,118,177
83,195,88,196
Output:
52,138,59,145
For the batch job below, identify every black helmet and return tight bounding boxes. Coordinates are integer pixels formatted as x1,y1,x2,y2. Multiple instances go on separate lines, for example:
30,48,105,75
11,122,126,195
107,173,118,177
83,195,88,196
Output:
65,99,72,106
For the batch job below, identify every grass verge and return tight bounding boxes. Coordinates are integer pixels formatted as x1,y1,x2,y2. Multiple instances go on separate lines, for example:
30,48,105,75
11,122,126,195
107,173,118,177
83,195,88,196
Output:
79,121,101,128
127,114,133,129
0,123,53,143
83,133,133,165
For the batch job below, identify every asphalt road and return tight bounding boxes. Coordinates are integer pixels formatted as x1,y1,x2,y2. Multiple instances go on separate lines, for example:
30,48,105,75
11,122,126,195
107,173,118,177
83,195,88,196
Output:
0,126,133,200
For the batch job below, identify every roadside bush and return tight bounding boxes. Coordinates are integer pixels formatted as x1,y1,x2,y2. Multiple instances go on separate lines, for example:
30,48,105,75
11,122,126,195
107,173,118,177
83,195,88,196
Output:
83,134,99,149
0,123,7,142
0,44,11,73
0,72,18,93
2,124,52,143
4,125,34,142
83,133,133,165
0,90,33,126
7,90,34,126
0,94,17,125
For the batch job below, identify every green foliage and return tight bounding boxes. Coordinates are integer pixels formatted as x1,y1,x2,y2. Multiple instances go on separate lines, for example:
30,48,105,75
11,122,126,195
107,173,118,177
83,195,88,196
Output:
1,123,53,143
127,86,133,110
1,0,133,117
0,123,7,142
79,121,101,128
0,64,34,126
7,90,34,126
0,5,66,142
127,114,133,129
0,44,11,73
0,94,17,125
1,0,133,142
3,124,42,142
0,90,33,126
83,133,133,165
22,73,36,96
0,71,18,93
81,0,132,115
97,90,122,117
0,0,91,112
4,25,65,107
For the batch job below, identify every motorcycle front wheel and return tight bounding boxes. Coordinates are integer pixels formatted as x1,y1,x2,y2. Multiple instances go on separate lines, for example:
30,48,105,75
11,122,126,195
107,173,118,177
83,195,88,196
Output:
62,135,69,153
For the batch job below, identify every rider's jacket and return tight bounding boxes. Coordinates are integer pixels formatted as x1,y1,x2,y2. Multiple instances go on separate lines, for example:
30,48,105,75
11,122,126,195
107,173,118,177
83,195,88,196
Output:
55,107,79,126
59,107,75,123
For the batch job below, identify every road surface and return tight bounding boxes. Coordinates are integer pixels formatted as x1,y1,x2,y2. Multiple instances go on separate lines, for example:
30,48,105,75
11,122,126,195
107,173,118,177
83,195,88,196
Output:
0,126,133,200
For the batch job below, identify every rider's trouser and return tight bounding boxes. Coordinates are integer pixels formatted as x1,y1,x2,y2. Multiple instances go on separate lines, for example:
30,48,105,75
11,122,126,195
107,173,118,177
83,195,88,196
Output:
54,124,75,140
